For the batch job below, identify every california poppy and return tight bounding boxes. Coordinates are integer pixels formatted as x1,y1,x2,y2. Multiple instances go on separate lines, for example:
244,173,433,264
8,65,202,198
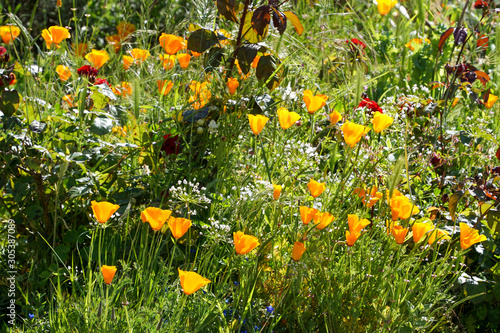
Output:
0,26,20,45
130,48,150,64
233,231,260,255
248,114,269,135
123,55,133,70
73,42,88,57
391,225,408,244
460,223,487,249
346,230,361,246
353,187,382,208
378,0,397,15
178,268,211,295
303,89,328,113
347,214,370,233
106,34,122,53
177,53,191,69
159,33,185,54
427,229,450,245
389,195,420,220
300,206,318,225
141,207,172,231
329,111,342,125
41,26,70,49
341,121,370,148
412,222,434,243
405,38,431,51
56,65,71,81
227,77,239,95
372,112,393,133
116,21,136,40
168,217,192,239
91,201,120,223
157,80,174,96
307,179,326,198
159,54,176,70
101,265,117,285
291,241,306,261
273,185,282,200
314,211,335,230
277,107,301,129
85,49,110,69
485,93,498,108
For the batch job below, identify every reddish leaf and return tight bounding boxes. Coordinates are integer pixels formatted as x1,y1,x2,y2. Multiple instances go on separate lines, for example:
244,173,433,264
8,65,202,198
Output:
438,28,455,53
477,34,489,48
429,81,445,89
271,8,287,35
496,146,500,161
284,11,303,36
474,71,490,86
252,5,271,36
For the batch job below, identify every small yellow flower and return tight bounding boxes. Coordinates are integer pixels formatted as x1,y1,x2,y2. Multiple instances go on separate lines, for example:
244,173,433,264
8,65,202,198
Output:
85,49,110,69
291,241,306,261
141,207,172,231
55,65,71,81
41,26,70,49
273,185,282,200
303,89,328,113
378,0,397,15
233,231,260,255
341,121,370,148
347,214,370,233
460,223,487,249
248,114,269,135
277,107,301,130
178,268,210,295
101,265,117,285
168,217,192,239
329,111,342,125
307,179,326,198
91,201,120,224
299,206,318,225
391,225,408,244
372,112,393,133
227,77,239,95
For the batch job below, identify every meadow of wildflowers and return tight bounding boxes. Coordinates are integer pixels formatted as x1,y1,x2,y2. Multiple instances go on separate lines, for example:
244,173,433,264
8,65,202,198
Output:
0,0,499,331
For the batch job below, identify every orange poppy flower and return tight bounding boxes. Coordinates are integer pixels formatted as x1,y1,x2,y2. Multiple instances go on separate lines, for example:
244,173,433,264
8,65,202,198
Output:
346,230,361,246
178,268,211,295
460,223,487,249
307,179,326,198
303,89,328,113
277,107,301,130
314,211,335,230
159,54,176,70
41,26,70,49
141,207,172,231
233,231,260,255
291,241,306,261
105,34,122,53
485,94,498,108
177,53,191,69
341,121,370,148
427,229,450,245
405,38,431,51
0,26,20,44
248,114,269,135
130,48,150,64
329,111,342,125
72,42,88,57
347,214,370,233
168,217,192,239
56,65,71,81
101,265,117,284
227,77,239,95
91,201,120,224
116,21,136,40
353,187,382,208
378,0,397,15
85,49,110,69
389,195,420,221
123,55,133,70
299,206,318,225
159,33,185,54
391,225,409,244
273,185,282,200
157,80,174,96
412,222,434,243
112,82,133,97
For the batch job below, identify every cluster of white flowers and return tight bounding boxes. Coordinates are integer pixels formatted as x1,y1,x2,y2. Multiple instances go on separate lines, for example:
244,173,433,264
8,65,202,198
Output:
169,178,211,208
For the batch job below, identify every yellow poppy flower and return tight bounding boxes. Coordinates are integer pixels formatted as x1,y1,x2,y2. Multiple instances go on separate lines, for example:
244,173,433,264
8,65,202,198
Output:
378,0,397,15
427,229,450,245
0,26,20,44
41,26,70,49
55,65,71,82
130,48,150,64
303,89,328,113
347,214,370,233
460,223,487,249
411,222,434,243
141,207,172,231
233,231,260,255
85,49,110,69
485,94,498,108
314,211,335,230
389,195,420,220
101,265,117,285
299,206,318,225
341,121,370,148
122,55,133,70
277,107,301,130
372,112,393,133
291,241,306,261
307,179,326,198
168,217,192,239
248,114,269,135
329,111,342,125
91,201,120,224
178,268,211,295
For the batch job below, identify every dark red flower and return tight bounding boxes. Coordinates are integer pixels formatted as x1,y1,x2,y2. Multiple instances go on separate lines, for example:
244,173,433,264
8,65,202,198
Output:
77,65,98,83
474,0,488,9
95,78,110,86
430,152,443,169
348,38,366,49
0,46,9,63
358,98,383,114
161,134,181,156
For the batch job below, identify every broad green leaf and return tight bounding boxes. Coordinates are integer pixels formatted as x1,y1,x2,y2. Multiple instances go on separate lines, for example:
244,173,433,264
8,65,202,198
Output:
255,55,281,90
243,11,267,43
187,29,218,53
90,117,113,136
0,90,21,117
237,44,267,74
91,91,109,110
486,209,500,234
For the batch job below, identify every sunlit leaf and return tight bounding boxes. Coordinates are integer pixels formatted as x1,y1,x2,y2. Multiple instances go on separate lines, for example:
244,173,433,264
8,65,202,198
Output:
252,5,271,36
438,27,455,53
243,11,267,43
217,0,244,23
271,8,287,35
0,89,21,117
187,29,218,53
284,11,303,36
449,190,465,222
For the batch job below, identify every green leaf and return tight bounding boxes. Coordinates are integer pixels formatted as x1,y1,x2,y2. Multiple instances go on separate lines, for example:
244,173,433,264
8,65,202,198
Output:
95,83,117,100
486,209,500,234
90,117,113,135
237,43,267,75
449,190,465,221
68,185,92,198
255,55,281,90
0,90,21,117
25,205,43,220
91,91,109,110
187,29,218,53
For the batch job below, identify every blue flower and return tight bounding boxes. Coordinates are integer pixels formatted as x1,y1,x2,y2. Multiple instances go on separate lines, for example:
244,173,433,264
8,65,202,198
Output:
266,305,274,314
234,281,239,286
28,313,34,320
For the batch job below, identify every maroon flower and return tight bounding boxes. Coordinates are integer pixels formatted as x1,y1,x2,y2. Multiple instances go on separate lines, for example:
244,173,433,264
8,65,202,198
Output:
0,46,9,63
430,152,443,169
358,98,383,114
77,65,98,83
161,134,181,156
95,78,110,86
